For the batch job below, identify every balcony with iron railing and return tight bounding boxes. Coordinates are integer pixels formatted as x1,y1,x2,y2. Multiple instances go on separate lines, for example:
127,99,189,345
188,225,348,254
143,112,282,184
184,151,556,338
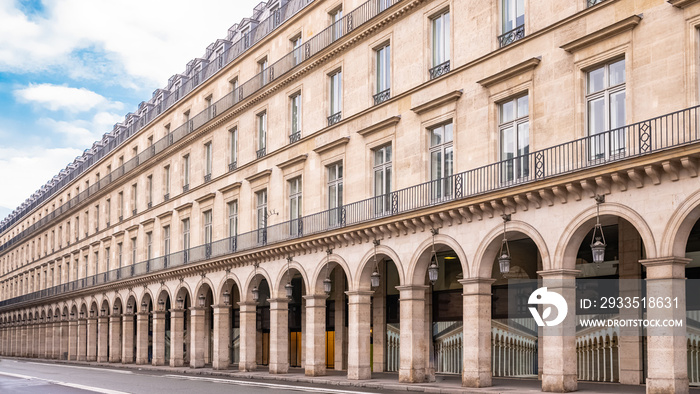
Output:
328,112,342,126
374,89,391,105
2,105,700,308
289,131,301,144
429,61,450,80
0,0,406,254
498,24,525,48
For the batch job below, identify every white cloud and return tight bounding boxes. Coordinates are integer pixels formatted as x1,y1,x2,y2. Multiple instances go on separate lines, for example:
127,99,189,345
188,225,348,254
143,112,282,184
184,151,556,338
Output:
0,146,83,209
14,83,122,113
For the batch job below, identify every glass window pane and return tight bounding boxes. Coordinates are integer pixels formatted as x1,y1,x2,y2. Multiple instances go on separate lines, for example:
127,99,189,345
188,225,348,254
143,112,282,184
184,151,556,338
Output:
444,122,453,142
374,169,384,196
385,145,392,162
587,67,604,94
444,12,450,61
516,0,524,26
609,59,625,86
501,127,515,159
517,122,530,156
374,149,384,165
610,90,626,129
430,126,442,146
517,95,529,117
444,146,453,177
500,100,514,124
338,164,343,179
329,186,337,209
431,150,442,180
588,97,605,135
502,0,514,32
385,167,392,193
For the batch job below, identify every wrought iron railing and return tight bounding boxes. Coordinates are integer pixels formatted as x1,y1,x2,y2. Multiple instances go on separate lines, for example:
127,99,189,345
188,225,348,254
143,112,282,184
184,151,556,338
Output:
289,131,302,144
256,148,267,159
429,61,450,80
0,0,404,255
2,105,700,308
498,24,525,47
328,112,342,126
374,89,391,105
228,162,237,172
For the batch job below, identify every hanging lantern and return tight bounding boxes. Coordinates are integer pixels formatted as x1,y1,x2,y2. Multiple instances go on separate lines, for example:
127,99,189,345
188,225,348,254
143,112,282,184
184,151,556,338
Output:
323,249,333,295
158,299,165,311
79,311,84,319
90,310,95,318
428,228,439,285
113,305,119,314
499,214,512,277
223,290,231,306
323,277,332,295
141,301,148,313
100,308,106,317
176,296,184,310
590,195,606,268
371,240,381,289
126,303,133,314
198,293,205,307
285,256,294,299
70,312,75,320
252,285,260,301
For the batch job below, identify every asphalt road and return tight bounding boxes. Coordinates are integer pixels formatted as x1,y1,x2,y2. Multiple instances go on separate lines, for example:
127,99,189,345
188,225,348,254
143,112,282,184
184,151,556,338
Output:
0,359,400,394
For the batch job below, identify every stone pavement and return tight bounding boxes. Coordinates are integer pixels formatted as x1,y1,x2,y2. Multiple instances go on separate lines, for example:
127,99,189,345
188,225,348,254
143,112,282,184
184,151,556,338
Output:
2,357,698,393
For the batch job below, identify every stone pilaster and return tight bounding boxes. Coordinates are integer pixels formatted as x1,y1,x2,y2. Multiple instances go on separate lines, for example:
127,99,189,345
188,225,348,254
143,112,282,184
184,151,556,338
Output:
538,269,578,393
77,318,87,361
238,301,257,371
169,309,184,367
641,257,690,394
189,307,206,368
334,272,346,371
121,314,134,364
212,305,230,370
304,294,327,376
97,316,109,362
39,323,46,358
347,290,373,380
397,285,428,383
68,319,78,361
45,322,53,358
269,298,289,374
109,316,121,362
372,273,386,372
151,310,166,365
460,278,496,387
87,318,98,361
618,219,644,385
135,312,149,364
54,322,62,359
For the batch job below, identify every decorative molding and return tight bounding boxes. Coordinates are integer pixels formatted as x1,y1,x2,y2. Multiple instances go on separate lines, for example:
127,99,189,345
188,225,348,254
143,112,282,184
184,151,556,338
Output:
476,57,541,88
100,235,113,243
218,182,242,194
156,211,173,220
560,15,642,53
194,192,216,204
245,169,272,183
668,0,700,8
140,218,155,227
174,202,193,213
313,137,350,155
356,116,401,137
125,224,139,233
411,90,463,115
276,154,308,170
90,240,101,248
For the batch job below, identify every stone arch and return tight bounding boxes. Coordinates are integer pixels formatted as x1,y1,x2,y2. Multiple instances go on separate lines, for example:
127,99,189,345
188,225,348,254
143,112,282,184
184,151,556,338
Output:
112,296,123,314
155,284,172,307
310,252,352,294
472,219,550,278
406,232,469,285
100,298,110,316
174,281,193,305
125,293,137,314
273,259,309,297
661,189,700,257
193,277,216,303
353,243,405,291
216,272,242,305
140,289,154,311
89,299,99,316
242,264,273,300
555,202,657,270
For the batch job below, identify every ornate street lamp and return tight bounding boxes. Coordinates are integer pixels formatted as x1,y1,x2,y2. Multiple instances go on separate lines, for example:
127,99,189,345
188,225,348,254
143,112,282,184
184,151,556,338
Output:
428,228,439,285
70,312,75,320
79,311,84,319
158,299,165,311
100,308,106,317
141,301,148,313
198,293,205,307
113,305,119,314
370,240,381,289
223,290,231,306
323,249,333,295
285,256,293,299
499,214,512,277
252,262,260,302
591,195,607,268
126,303,133,314
176,296,184,310
89,310,95,318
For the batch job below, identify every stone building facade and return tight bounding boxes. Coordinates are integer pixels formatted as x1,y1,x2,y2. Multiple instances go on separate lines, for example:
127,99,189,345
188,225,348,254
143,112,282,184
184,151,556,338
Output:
1,0,700,393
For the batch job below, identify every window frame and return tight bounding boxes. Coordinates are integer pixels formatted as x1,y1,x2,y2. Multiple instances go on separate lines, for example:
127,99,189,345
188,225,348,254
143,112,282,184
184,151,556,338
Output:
498,94,530,183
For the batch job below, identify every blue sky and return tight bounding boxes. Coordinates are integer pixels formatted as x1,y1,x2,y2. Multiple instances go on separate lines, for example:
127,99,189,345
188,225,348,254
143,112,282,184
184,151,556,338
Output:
0,0,262,220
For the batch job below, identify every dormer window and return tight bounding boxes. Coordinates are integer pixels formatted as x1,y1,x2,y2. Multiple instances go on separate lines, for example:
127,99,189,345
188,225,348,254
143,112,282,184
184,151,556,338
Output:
216,47,225,68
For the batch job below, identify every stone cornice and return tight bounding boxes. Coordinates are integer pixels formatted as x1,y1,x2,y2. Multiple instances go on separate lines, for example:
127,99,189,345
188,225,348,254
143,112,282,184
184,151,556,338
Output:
90,240,101,248
356,116,401,137
276,154,308,170
313,137,350,155
174,203,193,213
156,211,173,220
477,57,541,88
410,90,462,115
125,224,139,233
194,193,216,205
245,169,272,184
100,235,112,243
560,15,642,53
668,0,700,8
140,218,155,227
218,182,242,195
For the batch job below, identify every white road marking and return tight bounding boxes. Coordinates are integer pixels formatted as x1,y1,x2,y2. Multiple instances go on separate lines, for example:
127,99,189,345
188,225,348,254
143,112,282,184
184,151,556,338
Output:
25,361,133,374
163,374,378,394
0,370,130,394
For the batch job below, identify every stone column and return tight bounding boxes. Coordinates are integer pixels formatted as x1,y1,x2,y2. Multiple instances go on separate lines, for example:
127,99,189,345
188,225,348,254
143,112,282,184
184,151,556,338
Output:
45,321,53,358
397,285,428,383
539,269,578,393
641,257,690,394
189,307,205,368
77,318,87,361
98,315,109,362
53,322,61,359
135,312,149,364
334,271,346,371
68,318,78,361
60,319,69,360
372,273,386,372
461,278,495,387
39,323,46,358
347,290,373,380
121,314,134,363
28,323,35,357
269,298,289,374
212,305,231,370
304,294,327,376
109,315,121,362
169,309,184,367
20,323,27,357
238,301,257,371
151,310,166,366
618,219,643,384
87,317,98,361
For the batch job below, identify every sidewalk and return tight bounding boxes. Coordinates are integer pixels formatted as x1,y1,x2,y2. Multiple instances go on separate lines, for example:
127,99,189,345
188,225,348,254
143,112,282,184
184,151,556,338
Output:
2,356,694,393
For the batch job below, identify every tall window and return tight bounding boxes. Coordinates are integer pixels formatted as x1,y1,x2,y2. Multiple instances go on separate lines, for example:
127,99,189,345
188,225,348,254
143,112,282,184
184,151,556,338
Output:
330,7,343,41
147,175,153,208
291,34,302,65
182,218,190,262
289,177,302,236
499,95,530,182
228,201,238,251
105,247,110,270
229,128,238,170
257,112,267,157
203,210,212,257
500,0,524,46
106,199,111,226
290,93,302,142
131,237,137,265
375,44,391,104
329,70,342,125
204,142,213,181
164,165,171,199
146,232,152,261
163,226,170,257
328,163,343,226
118,192,124,220
259,57,268,84
183,155,190,191
374,145,392,214
94,204,100,232
256,190,268,244
429,122,454,199
587,59,626,160
93,251,98,275
131,183,137,215
117,243,123,268
430,11,450,79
